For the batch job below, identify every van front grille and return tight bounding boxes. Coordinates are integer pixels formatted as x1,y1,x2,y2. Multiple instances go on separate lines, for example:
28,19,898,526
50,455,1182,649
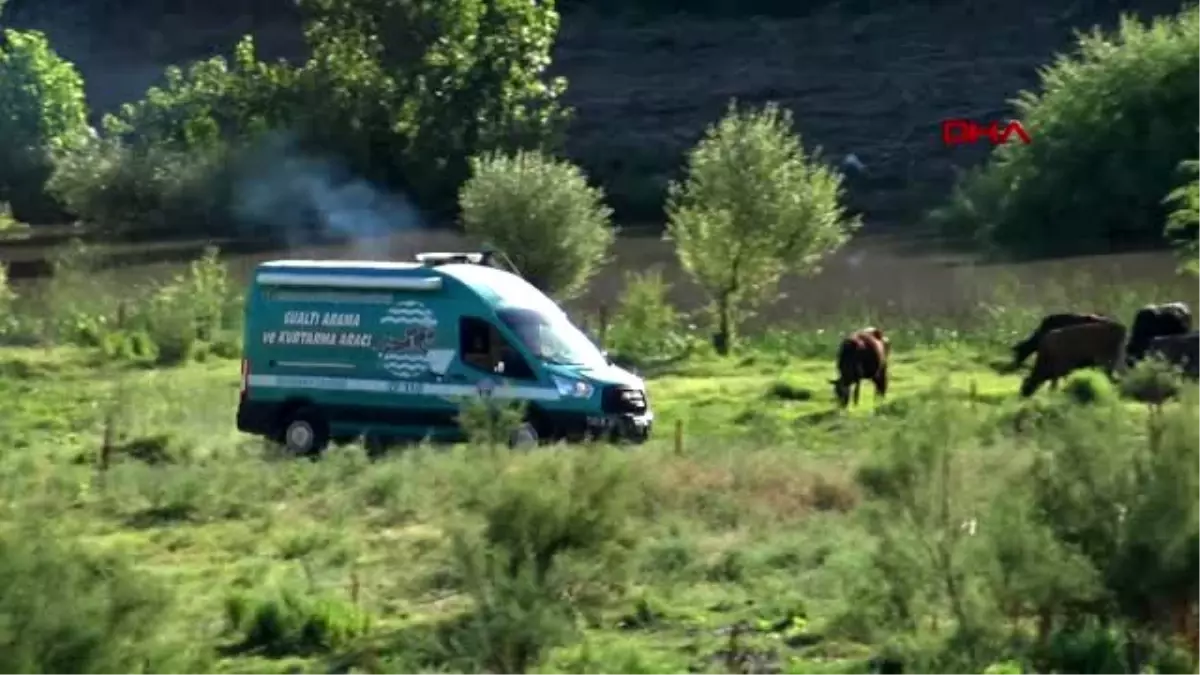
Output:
601,386,647,414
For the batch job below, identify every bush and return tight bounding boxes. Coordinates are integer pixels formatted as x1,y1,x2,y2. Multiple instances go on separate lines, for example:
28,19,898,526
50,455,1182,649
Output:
0,520,205,672
1164,159,1198,277
666,101,860,354
933,7,1200,258
1119,356,1183,405
50,0,570,239
459,150,614,299
47,38,297,237
605,269,689,364
1060,369,1117,406
224,577,372,657
299,0,570,210
445,450,637,672
0,29,90,222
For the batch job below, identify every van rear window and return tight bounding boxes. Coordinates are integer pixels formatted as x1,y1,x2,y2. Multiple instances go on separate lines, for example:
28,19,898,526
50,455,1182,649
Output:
265,290,394,304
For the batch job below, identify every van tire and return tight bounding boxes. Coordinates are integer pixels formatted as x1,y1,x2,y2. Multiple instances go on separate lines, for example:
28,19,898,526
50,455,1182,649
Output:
509,423,539,449
280,408,329,457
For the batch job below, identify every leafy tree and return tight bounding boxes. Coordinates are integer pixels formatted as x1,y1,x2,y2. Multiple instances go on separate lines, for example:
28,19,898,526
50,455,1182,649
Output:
665,101,859,354
0,28,90,222
49,0,570,237
1164,159,1198,277
458,150,614,300
297,0,570,210
933,7,1199,258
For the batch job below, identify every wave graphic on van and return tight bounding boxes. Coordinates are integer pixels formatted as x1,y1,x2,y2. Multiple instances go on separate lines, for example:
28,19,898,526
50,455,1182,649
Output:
380,350,432,379
380,301,437,326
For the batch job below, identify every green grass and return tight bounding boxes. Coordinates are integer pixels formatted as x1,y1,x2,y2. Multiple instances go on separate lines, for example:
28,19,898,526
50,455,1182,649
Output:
1,334,1194,673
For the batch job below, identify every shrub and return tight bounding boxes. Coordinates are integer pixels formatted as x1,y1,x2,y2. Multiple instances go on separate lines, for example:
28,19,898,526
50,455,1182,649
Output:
224,578,372,657
446,450,637,672
932,7,1200,258
1119,356,1183,405
129,246,235,365
1060,369,1117,406
459,150,614,300
666,101,860,354
47,38,296,237
604,269,688,364
455,395,528,449
0,29,90,222
51,0,570,239
298,0,570,210
1164,159,1198,277
0,520,205,672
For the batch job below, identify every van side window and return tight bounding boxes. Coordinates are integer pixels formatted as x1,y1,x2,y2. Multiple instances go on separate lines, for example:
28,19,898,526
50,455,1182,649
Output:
459,317,536,380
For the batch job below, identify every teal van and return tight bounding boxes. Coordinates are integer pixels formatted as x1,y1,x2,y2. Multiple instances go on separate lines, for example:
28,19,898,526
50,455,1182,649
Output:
235,252,653,454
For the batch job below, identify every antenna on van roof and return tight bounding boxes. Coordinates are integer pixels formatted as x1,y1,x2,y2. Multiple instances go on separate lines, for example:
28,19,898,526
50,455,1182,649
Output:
481,246,522,278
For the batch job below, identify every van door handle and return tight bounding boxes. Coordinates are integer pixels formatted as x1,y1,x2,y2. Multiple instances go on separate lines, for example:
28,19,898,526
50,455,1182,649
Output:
448,374,467,382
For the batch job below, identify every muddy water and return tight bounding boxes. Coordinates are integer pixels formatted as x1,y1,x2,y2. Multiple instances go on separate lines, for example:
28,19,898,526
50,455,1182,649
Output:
9,228,1186,329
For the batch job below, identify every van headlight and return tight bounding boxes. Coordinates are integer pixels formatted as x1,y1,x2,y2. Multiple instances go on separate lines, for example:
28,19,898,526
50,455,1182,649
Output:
552,376,593,398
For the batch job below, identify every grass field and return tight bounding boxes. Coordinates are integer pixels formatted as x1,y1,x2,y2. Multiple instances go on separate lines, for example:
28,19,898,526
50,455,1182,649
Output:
1,243,1197,672
0,341,1032,672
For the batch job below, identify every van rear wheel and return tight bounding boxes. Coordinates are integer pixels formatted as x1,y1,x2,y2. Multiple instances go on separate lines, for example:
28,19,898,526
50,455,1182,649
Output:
280,407,330,458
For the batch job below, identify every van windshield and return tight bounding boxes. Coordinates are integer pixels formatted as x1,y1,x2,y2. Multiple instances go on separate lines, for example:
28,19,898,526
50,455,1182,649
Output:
498,308,607,368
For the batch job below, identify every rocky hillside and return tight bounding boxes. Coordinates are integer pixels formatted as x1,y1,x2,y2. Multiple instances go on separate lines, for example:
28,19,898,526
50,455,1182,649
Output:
3,0,1186,226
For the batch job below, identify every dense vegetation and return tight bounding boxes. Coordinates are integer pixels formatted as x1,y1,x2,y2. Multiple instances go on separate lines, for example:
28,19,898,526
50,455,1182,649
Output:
934,7,1199,259
0,0,1197,672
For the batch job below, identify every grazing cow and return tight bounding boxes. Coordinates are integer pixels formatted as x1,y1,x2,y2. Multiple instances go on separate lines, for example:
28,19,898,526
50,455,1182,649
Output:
1020,320,1127,397
830,327,890,408
1010,312,1108,369
1147,331,1200,380
1126,302,1192,364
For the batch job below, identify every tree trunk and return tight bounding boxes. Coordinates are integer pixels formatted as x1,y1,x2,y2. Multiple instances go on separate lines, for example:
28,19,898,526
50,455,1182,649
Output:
714,294,733,356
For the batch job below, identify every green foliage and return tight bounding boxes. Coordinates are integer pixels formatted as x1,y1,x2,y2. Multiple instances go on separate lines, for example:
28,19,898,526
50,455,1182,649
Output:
605,269,689,364
1164,159,1199,277
456,395,529,448
51,0,569,237
0,520,206,672
47,37,296,236
131,246,233,365
933,7,1200,258
298,0,569,206
447,450,636,672
1060,369,1117,405
666,101,860,354
35,242,237,364
0,29,89,221
1119,356,1184,404
223,578,371,657
459,150,614,299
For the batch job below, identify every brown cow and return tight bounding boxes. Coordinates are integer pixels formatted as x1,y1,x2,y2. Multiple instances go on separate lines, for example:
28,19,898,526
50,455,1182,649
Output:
830,327,890,408
1019,320,1126,397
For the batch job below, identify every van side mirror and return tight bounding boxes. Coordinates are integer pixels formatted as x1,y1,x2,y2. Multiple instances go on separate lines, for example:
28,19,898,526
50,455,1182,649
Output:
601,350,613,365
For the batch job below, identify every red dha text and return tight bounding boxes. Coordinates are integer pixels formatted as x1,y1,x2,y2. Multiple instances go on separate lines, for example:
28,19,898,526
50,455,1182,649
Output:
941,119,1031,146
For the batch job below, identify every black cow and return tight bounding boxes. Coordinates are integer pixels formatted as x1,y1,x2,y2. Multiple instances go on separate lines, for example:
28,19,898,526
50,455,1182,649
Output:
1126,302,1192,365
1010,312,1107,369
1020,320,1127,397
1147,331,1200,380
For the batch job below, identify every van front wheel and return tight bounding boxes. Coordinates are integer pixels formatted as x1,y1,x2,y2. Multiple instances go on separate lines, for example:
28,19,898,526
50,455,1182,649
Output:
280,408,330,458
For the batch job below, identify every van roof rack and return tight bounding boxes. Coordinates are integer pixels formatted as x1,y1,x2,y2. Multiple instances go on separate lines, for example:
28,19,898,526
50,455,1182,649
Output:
415,252,486,267
415,249,522,277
